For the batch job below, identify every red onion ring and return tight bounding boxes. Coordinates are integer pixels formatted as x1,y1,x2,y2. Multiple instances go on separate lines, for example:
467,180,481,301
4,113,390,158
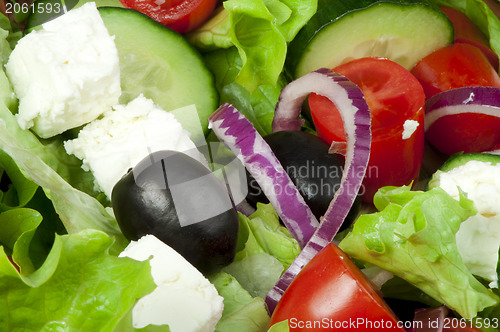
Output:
266,68,372,312
425,86,500,131
409,306,448,332
209,68,371,313
209,104,319,248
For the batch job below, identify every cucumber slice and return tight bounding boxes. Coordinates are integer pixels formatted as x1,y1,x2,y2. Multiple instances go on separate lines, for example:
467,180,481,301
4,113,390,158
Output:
287,0,454,78
99,7,218,135
427,152,500,190
436,152,500,173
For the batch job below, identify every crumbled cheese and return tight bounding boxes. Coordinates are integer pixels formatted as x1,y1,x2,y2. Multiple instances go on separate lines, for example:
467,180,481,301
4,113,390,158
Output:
402,119,419,140
5,2,121,138
437,160,500,287
438,161,500,215
64,95,206,199
119,235,224,332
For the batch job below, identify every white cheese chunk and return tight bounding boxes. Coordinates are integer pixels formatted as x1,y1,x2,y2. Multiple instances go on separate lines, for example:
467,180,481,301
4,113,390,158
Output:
402,119,419,140
64,95,206,199
437,160,500,287
5,2,121,138
119,235,224,332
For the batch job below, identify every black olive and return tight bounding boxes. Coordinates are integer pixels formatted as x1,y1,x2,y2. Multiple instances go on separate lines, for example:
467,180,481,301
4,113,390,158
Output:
112,150,239,275
246,130,361,230
383,298,429,324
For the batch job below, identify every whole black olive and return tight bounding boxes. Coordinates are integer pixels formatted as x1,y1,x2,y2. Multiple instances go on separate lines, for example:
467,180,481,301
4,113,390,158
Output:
246,131,361,230
112,150,239,274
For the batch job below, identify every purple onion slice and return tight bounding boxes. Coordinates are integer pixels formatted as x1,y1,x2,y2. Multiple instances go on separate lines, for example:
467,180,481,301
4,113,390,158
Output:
209,104,319,248
425,86,500,131
409,306,448,332
209,68,371,313
267,68,372,312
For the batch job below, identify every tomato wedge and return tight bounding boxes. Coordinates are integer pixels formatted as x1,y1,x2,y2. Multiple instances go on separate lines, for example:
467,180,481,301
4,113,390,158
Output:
439,6,499,71
268,243,404,331
309,57,425,203
411,43,500,154
118,0,218,33
411,43,500,99
426,112,500,155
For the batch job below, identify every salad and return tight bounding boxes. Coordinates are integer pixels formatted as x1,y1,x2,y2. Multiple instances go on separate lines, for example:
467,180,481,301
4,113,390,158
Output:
1,0,500,331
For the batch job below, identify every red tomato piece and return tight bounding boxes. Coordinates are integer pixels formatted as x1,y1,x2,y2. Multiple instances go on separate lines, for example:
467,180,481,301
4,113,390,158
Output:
119,0,218,33
439,6,499,71
426,113,500,155
309,57,425,203
411,43,500,99
439,6,489,47
268,243,404,331
411,43,500,154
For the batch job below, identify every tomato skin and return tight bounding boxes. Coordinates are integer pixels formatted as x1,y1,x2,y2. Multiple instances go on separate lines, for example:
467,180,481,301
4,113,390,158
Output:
439,6,499,71
119,0,218,33
439,6,489,46
426,113,500,155
410,43,500,99
309,57,425,203
411,43,500,155
269,243,404,331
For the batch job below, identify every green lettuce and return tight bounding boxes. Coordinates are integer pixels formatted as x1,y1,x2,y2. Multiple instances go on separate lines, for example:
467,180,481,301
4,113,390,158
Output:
0,150,38,211
210,271,270,332
223,203,300,298
235,203,300,268
190,0,317,92
0,229,155,331
203,46,286,136
189,0,316,135
207,203,301,331
339,186,499,319
0,14,22,62
0,117,127,251
267,320,289,332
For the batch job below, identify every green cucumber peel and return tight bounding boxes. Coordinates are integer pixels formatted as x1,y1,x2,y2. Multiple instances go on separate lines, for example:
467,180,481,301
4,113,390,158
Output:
287,0,454,77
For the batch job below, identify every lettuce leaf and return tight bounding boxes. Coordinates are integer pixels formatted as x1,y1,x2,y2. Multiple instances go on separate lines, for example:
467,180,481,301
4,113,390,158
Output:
208,204,300,330
0,229,155,331
223,203,300,297
267,320,289,332
209,271,270,332
0,150,39,211
0,208,45,276
204,46,286,136
0,117,127,251
235,203,300,269
190,0,317,92
190,0,317,134
339,186,499,319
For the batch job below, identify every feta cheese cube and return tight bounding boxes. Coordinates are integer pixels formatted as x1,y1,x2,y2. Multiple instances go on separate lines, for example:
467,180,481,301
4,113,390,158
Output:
64,95,206,199
5,2,121,138
438,160,500,286
119,235,224,332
